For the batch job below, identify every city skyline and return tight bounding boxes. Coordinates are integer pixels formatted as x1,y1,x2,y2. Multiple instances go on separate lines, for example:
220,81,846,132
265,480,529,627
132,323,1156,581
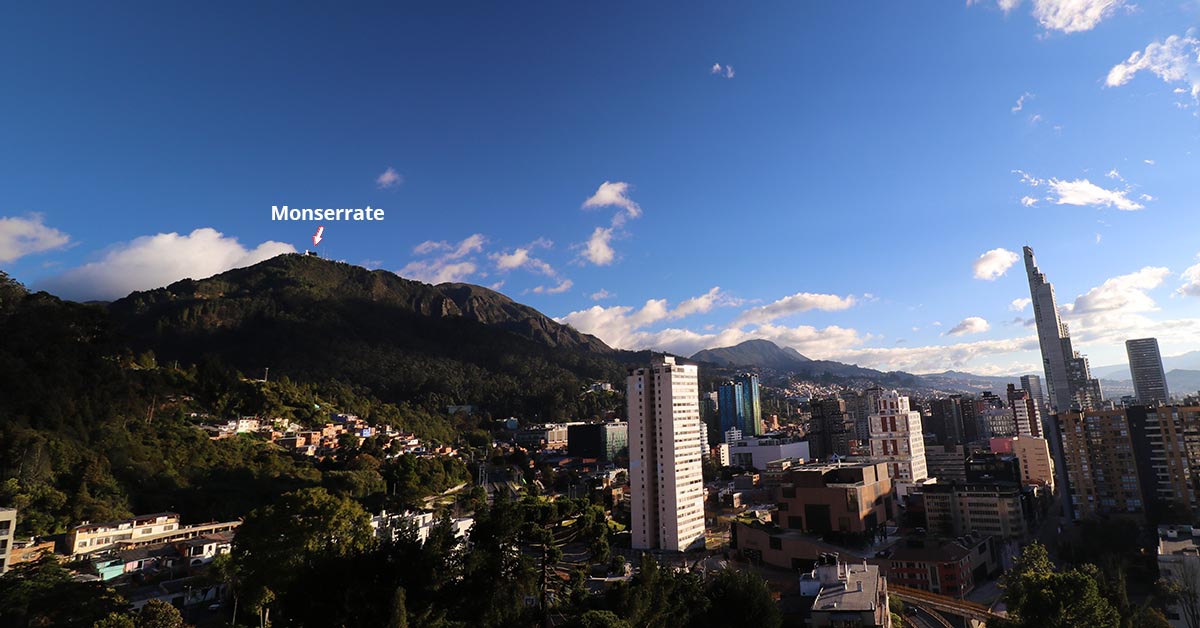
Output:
2,3,1199,375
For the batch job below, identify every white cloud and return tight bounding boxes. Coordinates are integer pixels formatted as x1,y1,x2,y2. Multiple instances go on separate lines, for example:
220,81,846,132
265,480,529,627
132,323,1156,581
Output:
1012,93,1033,114
581,226,615,266
710,63,735,79
973,248,1020,280
582,181,642,226
947,316,991,336
1029,113,1043,124
37,228,294,301
399,233,487,284
1179,258,1200,297
1105,168,1122,180
1020,196,1040,207
531,279,573,295
490,239,556,276
577,181,643,266
1071,266,1169,314
1145,159,1156,165
1106,33,1200,101
670,287,740,319
1010,297,1032,311
732,292,856,327
0,214,71,263
835,335,1040,374
1048,178,1143,210
558,287,745,349
590,289,614,301
375,167,403,189
1032,0,1125,34
998,0,1023,12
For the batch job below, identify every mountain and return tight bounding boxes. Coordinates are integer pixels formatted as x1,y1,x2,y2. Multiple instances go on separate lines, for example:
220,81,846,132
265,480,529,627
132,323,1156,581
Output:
916,370,1023,394
691,339,811,370
107,253,624,419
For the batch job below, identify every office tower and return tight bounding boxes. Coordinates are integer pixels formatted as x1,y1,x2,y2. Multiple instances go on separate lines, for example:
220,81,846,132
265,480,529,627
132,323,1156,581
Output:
810,396,856,459
928,396,966,445
1024,246,1104,413
1007,384,1040,437
1058,409,1147,519
699,391,719,448
1020,375,1049,434
628,356,706,552
868,390,928,498
736,373,764,436
718,380,745,437
1126,338,1170,405
566,422,628,462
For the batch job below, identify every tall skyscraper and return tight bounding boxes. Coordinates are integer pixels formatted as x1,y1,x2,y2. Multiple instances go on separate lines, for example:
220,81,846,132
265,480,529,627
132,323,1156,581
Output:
868,390,928,499
628,356,706,552
737,373,764,436
717,380,745,436
1020,375,1048,432
1024,246,1103,413
1126,338,1170,405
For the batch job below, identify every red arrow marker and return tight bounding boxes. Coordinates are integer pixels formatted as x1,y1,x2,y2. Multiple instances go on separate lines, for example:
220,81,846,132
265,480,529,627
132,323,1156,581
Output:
312,225,324,246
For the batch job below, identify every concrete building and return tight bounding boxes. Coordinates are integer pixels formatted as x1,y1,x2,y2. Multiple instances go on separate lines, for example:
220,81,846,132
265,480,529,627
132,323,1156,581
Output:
1021,375,1049,428
991,436,1055,490
966,452,1022,485
69,513,181,556
1007,384,1040,437
729,435,811,470
772,461,894,537
514,423,570,450
877,533,998,597
1058,409,1145,519
1024,246,1104,413
628,356,706,552
925,444,968,484
927,396,966,446
868,390,929,499
1137,405,1200,517
923,483,1028,540
0,507,15,574
567,422,628,462
1127,338,1170,405
809,396,857,459
804,553,892,628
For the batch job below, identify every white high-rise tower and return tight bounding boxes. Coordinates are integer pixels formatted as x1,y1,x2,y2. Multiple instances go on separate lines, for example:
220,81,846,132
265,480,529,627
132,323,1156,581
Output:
1024,246,1103,413
628,356,706,552
869,390,928,499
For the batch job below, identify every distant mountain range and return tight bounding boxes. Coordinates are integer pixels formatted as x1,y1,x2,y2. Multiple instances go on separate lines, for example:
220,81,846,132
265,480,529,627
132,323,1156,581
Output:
690,339,925,389
1090,351,1200,379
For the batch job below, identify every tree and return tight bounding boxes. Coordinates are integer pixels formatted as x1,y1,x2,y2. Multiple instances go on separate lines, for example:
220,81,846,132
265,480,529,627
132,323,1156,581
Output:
1164,557,1200,628
0,554,127,628
137,600,187,628
997,543,1120,628
696,569,781,628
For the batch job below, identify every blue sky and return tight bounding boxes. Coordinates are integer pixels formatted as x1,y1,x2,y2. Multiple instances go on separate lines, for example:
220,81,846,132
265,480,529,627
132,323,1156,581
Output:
2,1,1199,375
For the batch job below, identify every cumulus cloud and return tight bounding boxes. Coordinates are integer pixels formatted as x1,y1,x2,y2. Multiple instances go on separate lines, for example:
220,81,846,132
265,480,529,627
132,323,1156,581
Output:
1106,33,1200,102
947,316,991,336
835,335,1040,374
581,227,615,266
1071,266,1170,314
531,279,573,295
590,289,613,301
671,287,740,319
732,292,856,327
1020,196,1040,207
490,238,556,276
1018,171,1145,211
0,214,71,263
1032,0,1125,34
376,167,403,189
558,287,741,348
37,228,294,301
973,248,1020,280
1179,258,1200,297
399,233,486,284
577,181,643,266
1010,297,1033,311
582,181,642,226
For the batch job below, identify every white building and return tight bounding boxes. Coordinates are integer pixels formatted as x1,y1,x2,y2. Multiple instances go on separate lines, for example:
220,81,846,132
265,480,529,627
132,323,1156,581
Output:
1158,525,1200,628
0,507,15,574
728,435,810,470
628,356,706,552
868,390,929,499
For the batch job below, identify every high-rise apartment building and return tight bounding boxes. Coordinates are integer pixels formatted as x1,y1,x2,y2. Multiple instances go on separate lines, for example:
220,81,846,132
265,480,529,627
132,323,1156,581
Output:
1127,338,1170,405
1007,384,1040,437
628,356,706,552
868,390,928,499
1058,409,1145,519
1020,375,1048,429
927,396,966,446
809,396,856,459
1024,246,1104,413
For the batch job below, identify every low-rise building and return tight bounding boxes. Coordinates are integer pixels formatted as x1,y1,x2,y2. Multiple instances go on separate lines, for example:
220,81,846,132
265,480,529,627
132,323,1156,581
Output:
0,507,16,574
773,462,894,540
567,422,628,462
804,553,892,628
68,513,240,557
1157,525,1200,628
729,435,810,471
922,483,1028,540
875,533,997,597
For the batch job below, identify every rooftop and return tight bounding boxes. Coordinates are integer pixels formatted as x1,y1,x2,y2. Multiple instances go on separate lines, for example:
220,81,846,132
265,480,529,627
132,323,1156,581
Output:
811,563,881,612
